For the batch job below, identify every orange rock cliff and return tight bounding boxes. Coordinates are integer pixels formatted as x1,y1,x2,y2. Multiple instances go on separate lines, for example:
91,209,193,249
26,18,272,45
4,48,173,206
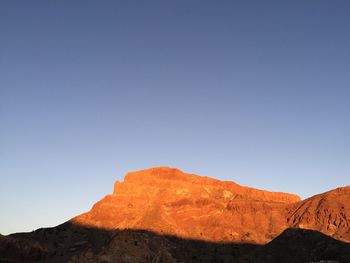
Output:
72,167,350,244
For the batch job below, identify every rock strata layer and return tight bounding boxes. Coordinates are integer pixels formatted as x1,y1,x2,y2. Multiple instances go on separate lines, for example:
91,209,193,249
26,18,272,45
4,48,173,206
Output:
287,186,350,242
73,167,301,243
73,167,350,244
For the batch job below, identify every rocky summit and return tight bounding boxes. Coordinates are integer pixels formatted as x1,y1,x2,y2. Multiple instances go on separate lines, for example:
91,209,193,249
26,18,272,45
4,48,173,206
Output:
287,186,350,243
1,167,350,263
72,167,301,244
73,167,350,244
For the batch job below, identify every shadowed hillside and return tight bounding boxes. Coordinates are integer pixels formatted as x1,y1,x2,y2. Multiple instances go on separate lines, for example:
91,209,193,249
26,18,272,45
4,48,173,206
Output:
1,224,350,263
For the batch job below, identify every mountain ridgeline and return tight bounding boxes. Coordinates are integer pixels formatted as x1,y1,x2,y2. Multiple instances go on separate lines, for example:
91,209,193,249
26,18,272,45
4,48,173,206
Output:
1,167,349,262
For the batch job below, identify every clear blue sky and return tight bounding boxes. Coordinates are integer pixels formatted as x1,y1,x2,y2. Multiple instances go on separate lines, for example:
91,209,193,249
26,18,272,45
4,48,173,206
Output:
1,1,349,234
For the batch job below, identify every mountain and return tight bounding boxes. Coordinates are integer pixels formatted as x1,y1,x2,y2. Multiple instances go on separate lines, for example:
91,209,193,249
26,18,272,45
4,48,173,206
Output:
287,186,350,242
73,167,350,244
73,167,300,244
1,167,349,262
243,228,350,263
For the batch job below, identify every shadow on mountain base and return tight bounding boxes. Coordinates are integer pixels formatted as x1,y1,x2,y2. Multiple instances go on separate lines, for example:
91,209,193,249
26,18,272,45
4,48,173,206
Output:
1,222,350,263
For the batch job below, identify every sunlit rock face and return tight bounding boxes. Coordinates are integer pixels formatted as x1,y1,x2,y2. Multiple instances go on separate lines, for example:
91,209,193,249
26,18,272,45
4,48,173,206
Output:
286,186,350,243
72,167,301,244
72,167,350,244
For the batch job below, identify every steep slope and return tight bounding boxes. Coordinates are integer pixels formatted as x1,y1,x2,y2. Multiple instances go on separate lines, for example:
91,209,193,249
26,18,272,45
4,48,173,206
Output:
2,226,350,263
69,228,350,263
73,167,300,244
0,233,49,262
286,186,350,242
243,228,350,263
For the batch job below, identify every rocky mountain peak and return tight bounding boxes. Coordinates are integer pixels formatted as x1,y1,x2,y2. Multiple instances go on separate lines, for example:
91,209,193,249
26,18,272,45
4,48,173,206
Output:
74,167,303,243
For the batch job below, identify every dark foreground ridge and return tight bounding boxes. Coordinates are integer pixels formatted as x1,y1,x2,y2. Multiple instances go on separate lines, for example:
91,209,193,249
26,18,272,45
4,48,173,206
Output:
1,222,350,263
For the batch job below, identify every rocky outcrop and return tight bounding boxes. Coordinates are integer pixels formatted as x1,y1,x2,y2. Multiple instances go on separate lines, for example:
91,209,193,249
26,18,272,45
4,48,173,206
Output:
73,167,301,244
286,186,350,242
72,167,350,244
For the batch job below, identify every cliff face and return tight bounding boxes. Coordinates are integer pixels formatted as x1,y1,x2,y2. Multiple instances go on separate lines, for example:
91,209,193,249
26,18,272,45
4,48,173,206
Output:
286,186,350,242
73,167,301,244
72,167,350,244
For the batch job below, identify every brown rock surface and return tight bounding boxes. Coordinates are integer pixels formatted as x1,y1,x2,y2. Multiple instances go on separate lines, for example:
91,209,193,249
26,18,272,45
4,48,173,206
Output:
73,167,301,244
286,186,350,242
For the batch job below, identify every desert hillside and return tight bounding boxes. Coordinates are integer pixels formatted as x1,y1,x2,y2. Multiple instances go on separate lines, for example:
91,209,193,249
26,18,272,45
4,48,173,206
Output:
73,167,349,244
1,167,349,263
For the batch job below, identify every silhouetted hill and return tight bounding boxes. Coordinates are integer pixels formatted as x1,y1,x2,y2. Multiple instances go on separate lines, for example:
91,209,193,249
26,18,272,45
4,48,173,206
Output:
1,224,350,262
244,228,350,263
